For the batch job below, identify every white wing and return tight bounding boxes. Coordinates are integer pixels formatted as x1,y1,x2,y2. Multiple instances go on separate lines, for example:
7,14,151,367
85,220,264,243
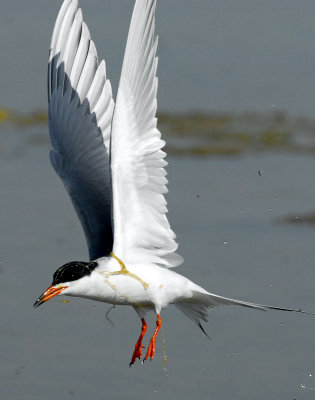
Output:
111,0,183,268
48,0,115,260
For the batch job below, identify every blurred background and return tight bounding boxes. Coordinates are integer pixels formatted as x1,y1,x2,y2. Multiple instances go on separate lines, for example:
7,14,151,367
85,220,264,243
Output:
1,1,315,399
3,0,315,116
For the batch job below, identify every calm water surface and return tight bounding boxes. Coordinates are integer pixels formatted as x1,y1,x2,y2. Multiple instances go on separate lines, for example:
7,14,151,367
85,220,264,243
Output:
2,0,315,116
1,124,315,399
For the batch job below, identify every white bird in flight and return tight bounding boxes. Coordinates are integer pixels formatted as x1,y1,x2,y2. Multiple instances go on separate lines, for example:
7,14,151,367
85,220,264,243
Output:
34,0,311,366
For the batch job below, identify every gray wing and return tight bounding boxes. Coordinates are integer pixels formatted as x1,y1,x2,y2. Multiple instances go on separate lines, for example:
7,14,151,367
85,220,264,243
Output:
48,0,115,260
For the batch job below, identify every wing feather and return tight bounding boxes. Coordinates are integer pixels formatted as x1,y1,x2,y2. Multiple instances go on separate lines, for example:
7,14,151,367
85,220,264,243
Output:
48,0,114,260
111,0,183,267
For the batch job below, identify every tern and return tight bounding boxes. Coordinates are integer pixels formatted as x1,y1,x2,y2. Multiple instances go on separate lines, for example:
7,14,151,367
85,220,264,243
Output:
34,0,312,365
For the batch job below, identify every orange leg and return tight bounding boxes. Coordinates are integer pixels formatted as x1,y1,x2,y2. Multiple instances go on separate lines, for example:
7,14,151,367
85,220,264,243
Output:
144,314,162,361
130,318,148,366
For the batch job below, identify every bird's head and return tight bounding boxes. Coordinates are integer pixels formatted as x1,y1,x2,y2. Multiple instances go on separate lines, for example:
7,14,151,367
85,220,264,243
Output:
33,261,98,308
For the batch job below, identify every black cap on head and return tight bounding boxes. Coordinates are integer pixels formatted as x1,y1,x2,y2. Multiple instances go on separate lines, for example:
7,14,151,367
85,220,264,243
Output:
52,261,98,285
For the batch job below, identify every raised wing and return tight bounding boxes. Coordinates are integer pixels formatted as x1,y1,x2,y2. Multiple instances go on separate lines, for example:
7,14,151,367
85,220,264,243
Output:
48,0,115,260
111,0,183,267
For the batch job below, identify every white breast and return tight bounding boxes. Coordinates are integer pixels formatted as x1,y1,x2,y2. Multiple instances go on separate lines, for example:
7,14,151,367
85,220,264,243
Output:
64,256,195,310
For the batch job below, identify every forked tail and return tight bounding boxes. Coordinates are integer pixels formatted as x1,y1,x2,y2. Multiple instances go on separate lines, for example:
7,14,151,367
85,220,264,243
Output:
175,290,314,337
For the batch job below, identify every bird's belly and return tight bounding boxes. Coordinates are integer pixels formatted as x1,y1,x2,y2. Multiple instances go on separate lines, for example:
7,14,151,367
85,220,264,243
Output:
67,260,195,310
68,270,155,307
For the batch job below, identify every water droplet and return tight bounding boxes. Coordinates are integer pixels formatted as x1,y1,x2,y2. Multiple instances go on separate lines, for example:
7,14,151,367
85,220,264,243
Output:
280,322,284,326
233,352,238,356
268,208,272,212
301,383,307,389
310,373,313,377
223,241,228,245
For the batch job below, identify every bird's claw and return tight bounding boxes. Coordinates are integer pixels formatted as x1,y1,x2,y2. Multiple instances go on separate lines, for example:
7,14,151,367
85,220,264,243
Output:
130,342,145,365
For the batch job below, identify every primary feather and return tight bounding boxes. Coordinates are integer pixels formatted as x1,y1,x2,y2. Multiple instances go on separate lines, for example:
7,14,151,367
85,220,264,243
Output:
48,0,115,260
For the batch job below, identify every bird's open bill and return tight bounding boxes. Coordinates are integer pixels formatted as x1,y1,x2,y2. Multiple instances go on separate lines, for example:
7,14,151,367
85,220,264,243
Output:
33,285,67,308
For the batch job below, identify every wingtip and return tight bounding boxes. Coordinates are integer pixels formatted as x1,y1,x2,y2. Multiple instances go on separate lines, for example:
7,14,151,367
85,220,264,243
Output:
199,323,211,340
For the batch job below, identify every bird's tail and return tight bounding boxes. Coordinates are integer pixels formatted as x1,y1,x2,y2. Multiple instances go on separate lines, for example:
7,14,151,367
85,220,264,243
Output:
174,290,314,337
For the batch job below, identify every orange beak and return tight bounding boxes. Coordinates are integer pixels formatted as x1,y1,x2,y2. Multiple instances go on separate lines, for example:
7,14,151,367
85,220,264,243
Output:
33,285,68,308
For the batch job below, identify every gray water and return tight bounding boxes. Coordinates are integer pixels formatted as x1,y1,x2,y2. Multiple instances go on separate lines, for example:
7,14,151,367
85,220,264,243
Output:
1,123,315,399
2,0,315,116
